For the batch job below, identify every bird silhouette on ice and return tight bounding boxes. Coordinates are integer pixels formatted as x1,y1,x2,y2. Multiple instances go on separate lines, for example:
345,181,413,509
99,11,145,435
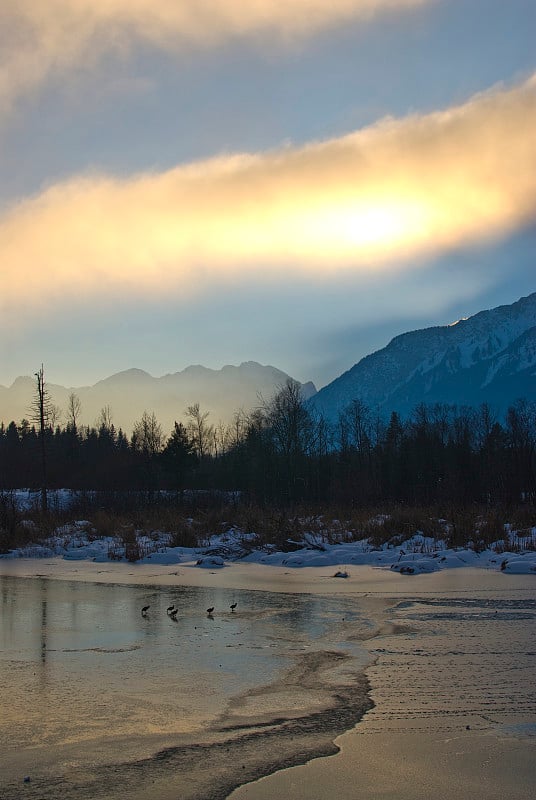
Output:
230,603,237,612
206,607,215,616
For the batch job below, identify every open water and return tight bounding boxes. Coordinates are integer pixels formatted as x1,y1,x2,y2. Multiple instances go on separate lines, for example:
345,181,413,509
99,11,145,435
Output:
0,575,370,799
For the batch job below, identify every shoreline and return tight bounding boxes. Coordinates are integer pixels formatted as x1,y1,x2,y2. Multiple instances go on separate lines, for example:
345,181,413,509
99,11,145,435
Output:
103,651,374,800
1,556,535,596
230,723,536,800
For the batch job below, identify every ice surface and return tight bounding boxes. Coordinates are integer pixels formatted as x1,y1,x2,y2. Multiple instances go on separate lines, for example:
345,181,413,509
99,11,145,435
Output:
0,574,370,799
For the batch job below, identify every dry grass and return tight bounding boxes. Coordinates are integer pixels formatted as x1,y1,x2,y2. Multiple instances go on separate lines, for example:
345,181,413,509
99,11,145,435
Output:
1,491,535,558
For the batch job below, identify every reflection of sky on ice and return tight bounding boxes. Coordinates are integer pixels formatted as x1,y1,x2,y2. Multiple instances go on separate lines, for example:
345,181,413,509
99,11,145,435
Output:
0,576,367,778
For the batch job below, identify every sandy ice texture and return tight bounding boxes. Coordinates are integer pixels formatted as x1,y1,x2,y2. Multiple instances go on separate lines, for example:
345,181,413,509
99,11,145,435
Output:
231,581,536,800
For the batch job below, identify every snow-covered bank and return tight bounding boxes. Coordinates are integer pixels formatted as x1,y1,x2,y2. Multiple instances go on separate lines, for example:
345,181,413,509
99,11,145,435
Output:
2,522,535,576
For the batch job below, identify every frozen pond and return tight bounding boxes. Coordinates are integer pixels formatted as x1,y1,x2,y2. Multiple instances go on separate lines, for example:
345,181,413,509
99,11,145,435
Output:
1,563,535,800
0,575,371,799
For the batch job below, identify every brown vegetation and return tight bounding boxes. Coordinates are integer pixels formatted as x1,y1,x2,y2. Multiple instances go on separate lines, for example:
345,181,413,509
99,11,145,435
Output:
1,494,534,558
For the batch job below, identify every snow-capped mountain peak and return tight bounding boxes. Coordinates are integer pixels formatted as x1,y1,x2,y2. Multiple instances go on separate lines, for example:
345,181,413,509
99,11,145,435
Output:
310,292,536,419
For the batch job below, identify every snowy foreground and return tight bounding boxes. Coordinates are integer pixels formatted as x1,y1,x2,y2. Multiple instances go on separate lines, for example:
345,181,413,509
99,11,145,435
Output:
2,518,536,576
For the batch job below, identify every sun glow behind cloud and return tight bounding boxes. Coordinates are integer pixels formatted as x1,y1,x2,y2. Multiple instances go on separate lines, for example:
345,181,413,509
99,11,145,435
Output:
1,74,535,319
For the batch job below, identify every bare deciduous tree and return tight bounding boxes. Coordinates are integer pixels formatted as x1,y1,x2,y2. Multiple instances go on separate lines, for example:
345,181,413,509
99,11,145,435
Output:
230,409,248,448
67,392,82,433
132,411,164,457
96,405,113,432
264,379,315,460
49,403,63,430
185,403,214,460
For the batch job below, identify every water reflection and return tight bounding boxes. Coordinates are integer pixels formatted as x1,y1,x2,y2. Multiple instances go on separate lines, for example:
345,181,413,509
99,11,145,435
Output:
40,591,47,665
0,575,367,794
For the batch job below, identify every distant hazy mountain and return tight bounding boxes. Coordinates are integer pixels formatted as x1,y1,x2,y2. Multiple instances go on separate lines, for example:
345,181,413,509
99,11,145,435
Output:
0,362,317,434
309,292,536,420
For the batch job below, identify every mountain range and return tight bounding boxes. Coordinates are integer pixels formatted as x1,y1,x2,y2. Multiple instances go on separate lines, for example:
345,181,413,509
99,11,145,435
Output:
0,363,316,435
309,291,536,420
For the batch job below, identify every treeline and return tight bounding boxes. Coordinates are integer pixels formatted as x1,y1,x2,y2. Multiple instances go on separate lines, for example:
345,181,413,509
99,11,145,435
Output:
0,379,535,507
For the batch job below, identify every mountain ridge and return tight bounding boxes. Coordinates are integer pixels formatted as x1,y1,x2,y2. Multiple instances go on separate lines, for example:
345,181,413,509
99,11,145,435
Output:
0,362,317,434
309,291,536,420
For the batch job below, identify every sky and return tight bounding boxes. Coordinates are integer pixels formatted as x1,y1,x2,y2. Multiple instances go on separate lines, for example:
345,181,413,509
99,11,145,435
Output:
1,0,535,391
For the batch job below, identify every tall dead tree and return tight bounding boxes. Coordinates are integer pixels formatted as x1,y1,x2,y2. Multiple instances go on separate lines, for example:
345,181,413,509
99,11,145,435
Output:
31,365,52,512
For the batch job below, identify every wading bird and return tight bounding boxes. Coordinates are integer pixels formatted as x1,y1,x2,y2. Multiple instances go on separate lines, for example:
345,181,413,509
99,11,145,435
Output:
230,603,237,612
206,607,215,615
141,605,150,615
167,605,176,615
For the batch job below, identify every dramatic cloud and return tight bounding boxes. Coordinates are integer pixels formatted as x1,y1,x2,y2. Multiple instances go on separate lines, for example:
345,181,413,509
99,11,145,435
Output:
1,75,535,318
0,1,431,116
